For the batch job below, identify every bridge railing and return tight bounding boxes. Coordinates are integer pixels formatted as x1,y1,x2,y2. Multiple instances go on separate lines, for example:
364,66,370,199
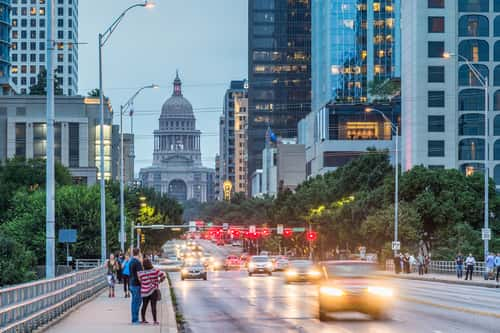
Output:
0,266,106,333
75,259,102,271
385,259,486,276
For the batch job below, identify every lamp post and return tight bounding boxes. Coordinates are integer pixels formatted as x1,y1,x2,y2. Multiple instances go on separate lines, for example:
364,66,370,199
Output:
365,107,399,255
98,1,154,261
443,52,489,260
119,85,158,252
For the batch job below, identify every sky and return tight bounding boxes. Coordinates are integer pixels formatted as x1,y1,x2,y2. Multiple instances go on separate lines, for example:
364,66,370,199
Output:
78,0,248,173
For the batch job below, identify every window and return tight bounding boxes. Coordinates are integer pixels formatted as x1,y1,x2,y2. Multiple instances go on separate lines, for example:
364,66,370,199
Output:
459,0,488,12
493,17,500,36
69,123,79,167
459,89,485,111
428,0,444,8
495,0,500,11
459,15,489,37
429,165,445,169
254,0,275,9
494,165,500,185
494,140,500,160
458,39,489,62
495,115,500,135
461,163,484,176
15,123,26,158
428,91,445,107
33,123,47,158
428,41,445,58
428,17,445,33
428,140,445,157
459,114,485,135
428,66,445,82
428,115,445,132
459,64,489,86
459,138,485,160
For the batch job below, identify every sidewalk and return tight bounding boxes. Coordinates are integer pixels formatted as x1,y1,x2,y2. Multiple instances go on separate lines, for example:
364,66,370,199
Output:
41,282,178,333
379,271,499,288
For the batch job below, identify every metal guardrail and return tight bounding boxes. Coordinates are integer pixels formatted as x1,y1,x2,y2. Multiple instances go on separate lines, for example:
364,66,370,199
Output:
385,259,487,276
0,266,106,333
75,259,102,271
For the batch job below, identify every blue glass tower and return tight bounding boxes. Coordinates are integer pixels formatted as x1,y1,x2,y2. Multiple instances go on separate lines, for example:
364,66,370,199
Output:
312,0,400,112
0,0,9,87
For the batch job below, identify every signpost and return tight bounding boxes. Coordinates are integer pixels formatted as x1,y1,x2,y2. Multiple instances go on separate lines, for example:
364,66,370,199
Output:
276,224,284,235
58,229,77,267
391,241,401,251
481,228,491,240
189,221,196,232
292,227,306,232
249,225,256,233
223,223,229,231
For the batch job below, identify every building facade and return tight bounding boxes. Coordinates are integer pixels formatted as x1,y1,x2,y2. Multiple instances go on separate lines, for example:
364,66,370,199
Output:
111,125,134,184
139,73,214,203
247,0,311,184
0,95,113,184
234,94,249,194
0,0,11,93
401,0,500,187
312,0,400,111
10,0,78,95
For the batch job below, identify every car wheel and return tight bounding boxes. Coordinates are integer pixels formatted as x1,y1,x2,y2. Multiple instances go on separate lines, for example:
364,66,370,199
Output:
319,306,329,322
268,271,272,276
181,276,185,281
371,310,388,321
203,274,207,281
248,272,252,277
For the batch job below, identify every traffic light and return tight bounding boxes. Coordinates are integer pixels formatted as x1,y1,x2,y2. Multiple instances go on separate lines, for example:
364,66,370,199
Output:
283,228,293,238
232,229,240,238
261,227,270,237
141,233,146,243
215,230,221,238
306,231,317,241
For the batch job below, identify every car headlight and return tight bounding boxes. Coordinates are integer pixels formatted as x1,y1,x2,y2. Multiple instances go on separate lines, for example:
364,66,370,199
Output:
266,262,273,268
319,286,345,297
367,286,393,297
286,270,298,277
181,269,188,274
249,263,255,270
308,270,321,277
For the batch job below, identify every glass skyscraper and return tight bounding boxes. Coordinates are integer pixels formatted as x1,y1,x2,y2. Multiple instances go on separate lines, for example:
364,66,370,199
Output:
312,0,400,112
0,0,10,89
248,0,311,182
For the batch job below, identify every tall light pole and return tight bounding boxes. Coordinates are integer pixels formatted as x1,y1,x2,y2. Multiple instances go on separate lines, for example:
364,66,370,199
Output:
45,0,56,279
444,52,489,260
365,107,399,255
98,1,154,261
119,84,158,252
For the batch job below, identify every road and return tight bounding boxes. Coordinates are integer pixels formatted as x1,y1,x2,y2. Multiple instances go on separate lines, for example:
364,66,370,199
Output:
170,247,500,333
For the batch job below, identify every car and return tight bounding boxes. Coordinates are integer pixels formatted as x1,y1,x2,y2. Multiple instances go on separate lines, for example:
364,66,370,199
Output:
317,261,394,321
284,260,321,283
224,255,241,270
273,256,289,271
248,256,273,276
216,239,225,246
181,261,208,281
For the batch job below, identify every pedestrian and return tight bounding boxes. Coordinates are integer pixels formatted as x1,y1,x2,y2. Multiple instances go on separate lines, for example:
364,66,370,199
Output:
485,252,495,280
117,252,124,284
122,254,131,298
417,254,424,276
465,253,475,280
129,248,144,325
106,254,118,297
495,252,500,283
393,254,401,274
409,254,416,273
403,253,410,274
399,253,404,272
138,258,166,325
455,252,464,279
424,255,431,274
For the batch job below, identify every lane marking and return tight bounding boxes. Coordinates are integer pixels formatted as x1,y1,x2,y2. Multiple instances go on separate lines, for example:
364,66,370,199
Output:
401,295,500,318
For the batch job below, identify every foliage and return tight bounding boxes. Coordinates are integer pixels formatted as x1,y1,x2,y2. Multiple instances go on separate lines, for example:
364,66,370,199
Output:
29,68,63,95
367,78,400,102
0,234,36,286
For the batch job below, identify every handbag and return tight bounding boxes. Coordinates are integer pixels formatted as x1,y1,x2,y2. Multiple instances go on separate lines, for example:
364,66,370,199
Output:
155,288,162,301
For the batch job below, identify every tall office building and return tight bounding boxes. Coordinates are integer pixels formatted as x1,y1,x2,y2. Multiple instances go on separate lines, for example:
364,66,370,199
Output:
402,0,500,188
312,0,400,112
0,0,11,94
234,94,249,194
218,80,247,195
10,0,78,95
247,0,311,183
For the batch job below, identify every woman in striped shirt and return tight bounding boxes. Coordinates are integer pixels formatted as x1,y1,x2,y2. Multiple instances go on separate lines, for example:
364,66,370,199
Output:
138,258,166,325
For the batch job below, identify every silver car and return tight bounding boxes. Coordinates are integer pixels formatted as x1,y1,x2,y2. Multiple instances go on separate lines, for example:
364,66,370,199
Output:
248,256,273,276
181,262,208,280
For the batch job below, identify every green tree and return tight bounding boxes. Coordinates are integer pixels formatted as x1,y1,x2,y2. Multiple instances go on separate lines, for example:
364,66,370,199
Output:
367,78,400,102
0,234,36,286
29,68,63,95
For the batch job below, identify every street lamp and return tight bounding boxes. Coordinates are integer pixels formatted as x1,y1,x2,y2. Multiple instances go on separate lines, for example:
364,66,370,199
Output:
98,1,154,262
443,52,490,261
365,107,399,255
119,84,159,252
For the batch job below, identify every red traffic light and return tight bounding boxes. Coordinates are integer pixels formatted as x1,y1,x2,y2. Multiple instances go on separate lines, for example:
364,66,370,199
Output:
232,229,240,238
261,227,270,237
306,231,317,241
283,228,293,238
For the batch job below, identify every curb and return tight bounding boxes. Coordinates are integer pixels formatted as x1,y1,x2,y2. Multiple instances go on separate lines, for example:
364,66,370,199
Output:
379,273,499,289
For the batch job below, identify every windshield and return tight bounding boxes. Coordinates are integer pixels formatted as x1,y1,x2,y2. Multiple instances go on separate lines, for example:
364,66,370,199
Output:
323,262,377,278
252,256,269,262
290,260,313,268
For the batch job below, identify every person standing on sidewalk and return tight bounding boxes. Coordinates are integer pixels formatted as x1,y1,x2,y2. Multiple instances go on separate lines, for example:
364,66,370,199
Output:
495,252,500,283
424,255,431,274
455,253,464,279
417,254,424,275
122,254,131,298
465,253,475,280
138,258,166,325
485,252,495,280
129,248,143,325
105,254,118,297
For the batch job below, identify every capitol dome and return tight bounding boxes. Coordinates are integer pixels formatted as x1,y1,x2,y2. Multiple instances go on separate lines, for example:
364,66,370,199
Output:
161,71,194,118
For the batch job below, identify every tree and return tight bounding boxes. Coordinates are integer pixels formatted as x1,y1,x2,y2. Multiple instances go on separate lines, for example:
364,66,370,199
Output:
29,68,63,95
87,88,100,97
0,234,36,286
367,78,400,102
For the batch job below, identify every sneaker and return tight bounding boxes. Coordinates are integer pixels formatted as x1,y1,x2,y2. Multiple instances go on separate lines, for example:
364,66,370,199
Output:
153,322,160,325
141,320,149,324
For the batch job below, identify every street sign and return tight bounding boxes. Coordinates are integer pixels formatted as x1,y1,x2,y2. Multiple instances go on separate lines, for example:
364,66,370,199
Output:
58,229,77,243
392,241,401,251
189,221,196,232
292,227,306,232
277,224,284,235
481,228,491,240
207,222,213,227
223,223,229,231
249,225,256,233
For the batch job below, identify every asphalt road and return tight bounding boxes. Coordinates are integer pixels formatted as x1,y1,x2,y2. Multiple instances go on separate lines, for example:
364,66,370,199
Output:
170,268,500,333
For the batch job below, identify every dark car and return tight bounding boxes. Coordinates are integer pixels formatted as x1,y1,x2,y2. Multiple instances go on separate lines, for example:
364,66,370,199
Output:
317,261,394,321
181,261,207,281
284,260,321,283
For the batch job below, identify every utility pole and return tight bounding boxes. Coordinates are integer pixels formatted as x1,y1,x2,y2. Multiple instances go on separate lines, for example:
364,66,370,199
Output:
45,0,55,279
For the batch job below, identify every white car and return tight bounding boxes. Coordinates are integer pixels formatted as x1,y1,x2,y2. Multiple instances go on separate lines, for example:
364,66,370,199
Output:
248,256,273,276
273,256,289,271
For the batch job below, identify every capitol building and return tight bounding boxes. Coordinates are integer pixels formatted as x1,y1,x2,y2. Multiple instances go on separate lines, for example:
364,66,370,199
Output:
139,73,215,202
